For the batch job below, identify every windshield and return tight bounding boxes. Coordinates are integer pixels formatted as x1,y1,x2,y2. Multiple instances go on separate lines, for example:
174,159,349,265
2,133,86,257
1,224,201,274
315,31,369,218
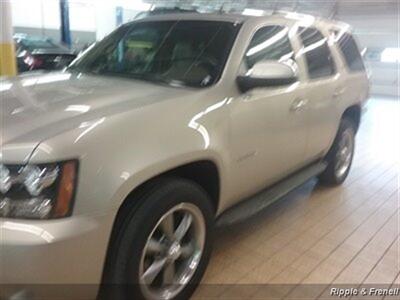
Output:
69,20,240,88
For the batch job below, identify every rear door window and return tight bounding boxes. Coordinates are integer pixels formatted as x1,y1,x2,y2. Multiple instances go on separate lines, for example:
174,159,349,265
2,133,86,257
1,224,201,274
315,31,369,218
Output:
298,27,336,79
336,32,365,72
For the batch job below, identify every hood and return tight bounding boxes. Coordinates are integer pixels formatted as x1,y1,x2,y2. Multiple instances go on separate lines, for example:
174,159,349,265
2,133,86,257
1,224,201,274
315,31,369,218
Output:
0,71,192,149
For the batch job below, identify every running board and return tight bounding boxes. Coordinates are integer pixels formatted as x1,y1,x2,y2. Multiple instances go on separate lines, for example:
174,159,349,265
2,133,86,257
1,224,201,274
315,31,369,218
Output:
216,162,327,228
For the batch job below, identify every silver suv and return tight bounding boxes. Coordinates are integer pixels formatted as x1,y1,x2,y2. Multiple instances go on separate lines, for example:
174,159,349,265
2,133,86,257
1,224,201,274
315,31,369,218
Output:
0,12,369,300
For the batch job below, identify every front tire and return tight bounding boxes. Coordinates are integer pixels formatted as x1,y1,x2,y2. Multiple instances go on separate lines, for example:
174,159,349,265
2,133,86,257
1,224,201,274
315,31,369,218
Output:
103,178,214,300
319,118,356,186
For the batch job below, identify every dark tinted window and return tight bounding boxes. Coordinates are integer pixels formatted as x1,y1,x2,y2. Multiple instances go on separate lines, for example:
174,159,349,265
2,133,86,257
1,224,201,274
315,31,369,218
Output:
336,32,365,72
20,38,63,51
245,25,294,70
70,21,240,88
298,27,336,79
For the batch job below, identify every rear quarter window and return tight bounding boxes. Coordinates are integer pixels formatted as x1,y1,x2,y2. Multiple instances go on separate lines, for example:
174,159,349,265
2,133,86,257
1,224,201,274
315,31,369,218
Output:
336,32,365,72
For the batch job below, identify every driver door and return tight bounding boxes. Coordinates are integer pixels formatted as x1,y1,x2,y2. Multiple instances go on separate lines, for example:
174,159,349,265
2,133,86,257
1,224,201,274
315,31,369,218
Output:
228,24,309,200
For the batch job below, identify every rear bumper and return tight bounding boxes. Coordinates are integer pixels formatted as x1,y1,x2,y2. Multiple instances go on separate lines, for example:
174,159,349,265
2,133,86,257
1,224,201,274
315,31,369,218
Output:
0,213,116,299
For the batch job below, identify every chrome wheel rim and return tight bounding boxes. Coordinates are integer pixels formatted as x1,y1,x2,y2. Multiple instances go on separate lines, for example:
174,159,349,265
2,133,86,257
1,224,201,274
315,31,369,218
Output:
139,203,205,300
335,129,354,178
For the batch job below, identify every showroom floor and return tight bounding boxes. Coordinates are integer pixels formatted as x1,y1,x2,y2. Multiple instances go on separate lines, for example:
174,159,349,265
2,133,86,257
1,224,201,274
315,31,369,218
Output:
194,96,399,299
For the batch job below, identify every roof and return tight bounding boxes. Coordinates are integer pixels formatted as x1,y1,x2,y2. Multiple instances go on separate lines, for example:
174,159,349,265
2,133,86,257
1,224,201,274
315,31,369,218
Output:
129,11,350,31
132,12,251,24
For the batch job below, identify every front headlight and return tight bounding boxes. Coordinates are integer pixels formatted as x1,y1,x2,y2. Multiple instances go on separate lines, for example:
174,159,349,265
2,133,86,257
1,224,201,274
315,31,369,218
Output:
0,160,78,219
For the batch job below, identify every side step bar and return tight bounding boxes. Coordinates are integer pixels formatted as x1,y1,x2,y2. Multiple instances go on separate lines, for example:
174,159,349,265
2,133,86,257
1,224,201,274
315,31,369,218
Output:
216,161,327,228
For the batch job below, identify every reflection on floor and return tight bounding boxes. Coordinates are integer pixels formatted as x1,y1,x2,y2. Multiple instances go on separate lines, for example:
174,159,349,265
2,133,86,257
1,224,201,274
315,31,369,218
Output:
194,96,400,299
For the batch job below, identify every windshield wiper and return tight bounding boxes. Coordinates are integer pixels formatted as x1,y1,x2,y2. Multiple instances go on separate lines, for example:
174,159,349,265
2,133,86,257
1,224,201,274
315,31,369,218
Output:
126,73,190,88
68,68,193,88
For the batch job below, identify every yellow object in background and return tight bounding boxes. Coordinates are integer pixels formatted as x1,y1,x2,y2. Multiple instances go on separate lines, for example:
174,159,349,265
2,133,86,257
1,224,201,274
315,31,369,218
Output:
0,0,17,77
0,43,17,76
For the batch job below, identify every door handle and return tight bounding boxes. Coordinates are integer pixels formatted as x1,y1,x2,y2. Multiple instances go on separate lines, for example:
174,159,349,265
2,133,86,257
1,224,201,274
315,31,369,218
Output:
333,88,346,99
290,98,308,112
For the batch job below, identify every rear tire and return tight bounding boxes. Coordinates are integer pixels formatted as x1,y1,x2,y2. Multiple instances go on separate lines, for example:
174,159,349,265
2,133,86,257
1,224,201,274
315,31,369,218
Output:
102,178,214,300
319,118,356,186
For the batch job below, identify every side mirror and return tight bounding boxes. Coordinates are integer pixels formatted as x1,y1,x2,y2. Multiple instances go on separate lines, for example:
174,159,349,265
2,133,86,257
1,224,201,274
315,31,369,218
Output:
237,61,298,93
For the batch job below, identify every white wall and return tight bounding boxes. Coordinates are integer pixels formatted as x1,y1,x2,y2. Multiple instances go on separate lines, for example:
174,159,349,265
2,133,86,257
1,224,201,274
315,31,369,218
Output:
92,1,116,40
69,0,96,32
92,0,150,39
10,0,150,39
338,12,398,48
338,11,399,97
11,0,60,30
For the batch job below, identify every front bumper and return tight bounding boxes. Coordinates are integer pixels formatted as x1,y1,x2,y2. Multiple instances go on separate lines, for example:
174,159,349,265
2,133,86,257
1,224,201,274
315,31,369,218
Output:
0,213,115,299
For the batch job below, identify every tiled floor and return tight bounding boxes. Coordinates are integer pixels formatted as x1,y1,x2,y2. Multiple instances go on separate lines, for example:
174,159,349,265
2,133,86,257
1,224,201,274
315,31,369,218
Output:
194,97,399,299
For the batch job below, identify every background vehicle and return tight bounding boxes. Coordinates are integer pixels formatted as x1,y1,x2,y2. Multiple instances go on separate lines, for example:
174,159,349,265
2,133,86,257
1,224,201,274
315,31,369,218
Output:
1,12,368,300
14,34,77,72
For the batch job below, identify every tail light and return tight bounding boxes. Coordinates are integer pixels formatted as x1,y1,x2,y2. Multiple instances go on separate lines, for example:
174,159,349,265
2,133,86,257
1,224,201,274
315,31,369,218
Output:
23,53,44,69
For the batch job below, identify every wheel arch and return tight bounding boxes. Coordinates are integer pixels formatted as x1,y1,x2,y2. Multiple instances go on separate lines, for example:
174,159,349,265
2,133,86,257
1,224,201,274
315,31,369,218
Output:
342,104,362,132
101,160,220,283
116,160,220,215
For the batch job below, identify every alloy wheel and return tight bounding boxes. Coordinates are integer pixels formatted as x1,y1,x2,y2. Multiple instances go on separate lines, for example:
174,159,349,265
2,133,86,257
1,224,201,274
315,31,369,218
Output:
334,128,354,179
139,202,206,300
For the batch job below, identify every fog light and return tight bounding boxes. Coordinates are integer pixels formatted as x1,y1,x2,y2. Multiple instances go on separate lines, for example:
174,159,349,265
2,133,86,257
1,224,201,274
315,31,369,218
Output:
0,164,12,194
1,198,53,219
13,198,53,219
0,198,11,217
